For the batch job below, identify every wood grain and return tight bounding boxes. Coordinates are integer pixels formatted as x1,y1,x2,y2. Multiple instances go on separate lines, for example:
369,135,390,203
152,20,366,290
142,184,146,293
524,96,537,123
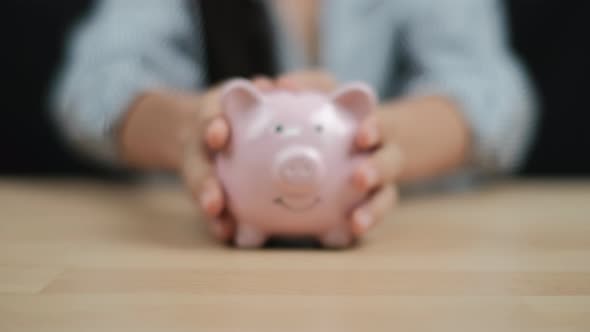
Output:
0,179,589,331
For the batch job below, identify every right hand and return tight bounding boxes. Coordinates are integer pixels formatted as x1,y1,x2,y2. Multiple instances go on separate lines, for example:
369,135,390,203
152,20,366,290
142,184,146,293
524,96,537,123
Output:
120,77,274,242
181,77,275,242
180,85,232,241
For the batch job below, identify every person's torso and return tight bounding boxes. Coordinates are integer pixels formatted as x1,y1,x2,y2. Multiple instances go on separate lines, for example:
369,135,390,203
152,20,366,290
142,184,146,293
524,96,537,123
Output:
271,0,410,99
199,0,414,100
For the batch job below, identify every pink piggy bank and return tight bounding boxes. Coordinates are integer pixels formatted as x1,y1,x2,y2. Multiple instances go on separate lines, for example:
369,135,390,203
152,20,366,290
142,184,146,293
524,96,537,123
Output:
216,79,376,248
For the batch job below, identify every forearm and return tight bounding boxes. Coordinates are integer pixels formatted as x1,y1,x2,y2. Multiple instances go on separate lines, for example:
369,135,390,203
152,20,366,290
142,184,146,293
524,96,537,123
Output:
379,95,470,183
118,90,201,171
51,0,205,166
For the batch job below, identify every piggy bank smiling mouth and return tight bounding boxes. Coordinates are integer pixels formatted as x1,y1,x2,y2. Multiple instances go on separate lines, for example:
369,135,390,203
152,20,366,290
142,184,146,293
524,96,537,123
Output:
274,196,321,213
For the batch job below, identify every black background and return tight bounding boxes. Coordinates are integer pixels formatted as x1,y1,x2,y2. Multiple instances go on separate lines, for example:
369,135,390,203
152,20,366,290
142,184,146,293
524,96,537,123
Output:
1,0,589,177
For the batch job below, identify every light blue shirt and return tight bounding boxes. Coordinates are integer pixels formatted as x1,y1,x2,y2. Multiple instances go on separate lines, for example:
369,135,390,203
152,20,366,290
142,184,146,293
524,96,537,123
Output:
52,0,536,186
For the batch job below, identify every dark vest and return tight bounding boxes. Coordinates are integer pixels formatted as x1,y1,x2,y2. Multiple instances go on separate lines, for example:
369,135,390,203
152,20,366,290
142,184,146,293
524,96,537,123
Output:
195,0,278,85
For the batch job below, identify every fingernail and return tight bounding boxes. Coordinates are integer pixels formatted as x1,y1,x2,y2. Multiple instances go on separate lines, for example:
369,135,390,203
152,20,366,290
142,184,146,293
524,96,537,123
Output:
207,118,226,149
200,189,216,211
362,164,378,188
210,117,224,131
210,118,225,135
206,120,221,146
354,208,373,233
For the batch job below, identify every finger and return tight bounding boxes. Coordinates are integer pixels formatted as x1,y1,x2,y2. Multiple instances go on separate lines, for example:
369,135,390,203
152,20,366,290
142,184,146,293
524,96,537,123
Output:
183,158,225,219
355,114,382,150
208,215,235,242
182,136,225,218
252,76,275,92
196,87,232,152
352,144,404,192
286,71,336,92
351,185,398,236
205,117,230,151
195,96,226,152
197,178,225,218
276,76,303,91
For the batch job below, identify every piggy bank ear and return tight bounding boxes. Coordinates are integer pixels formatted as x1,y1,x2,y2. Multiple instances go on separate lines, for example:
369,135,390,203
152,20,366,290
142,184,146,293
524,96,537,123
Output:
220,79,262,119
330,83,376,120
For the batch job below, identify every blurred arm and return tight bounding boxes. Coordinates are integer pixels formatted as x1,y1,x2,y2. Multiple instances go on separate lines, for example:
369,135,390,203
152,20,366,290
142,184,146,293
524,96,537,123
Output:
51,0,205,167
398,0,536,177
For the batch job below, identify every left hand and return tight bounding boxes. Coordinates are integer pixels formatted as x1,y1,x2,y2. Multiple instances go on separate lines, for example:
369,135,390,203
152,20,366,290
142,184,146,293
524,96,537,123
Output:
277,70,403,237
350,110,404,236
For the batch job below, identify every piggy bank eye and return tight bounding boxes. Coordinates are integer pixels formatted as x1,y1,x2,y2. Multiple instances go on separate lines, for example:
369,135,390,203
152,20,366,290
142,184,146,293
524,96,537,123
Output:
274,124,284,134
315,124,324,133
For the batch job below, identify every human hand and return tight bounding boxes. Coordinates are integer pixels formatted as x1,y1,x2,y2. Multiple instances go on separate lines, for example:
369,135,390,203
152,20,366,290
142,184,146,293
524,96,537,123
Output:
350,108,404,237
276,71,402,238
181,78,275,242
275,69,338,92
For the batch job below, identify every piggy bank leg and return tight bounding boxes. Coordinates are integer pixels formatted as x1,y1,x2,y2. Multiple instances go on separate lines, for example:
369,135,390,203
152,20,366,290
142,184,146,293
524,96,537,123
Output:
320,224,354,249
235,223,267,248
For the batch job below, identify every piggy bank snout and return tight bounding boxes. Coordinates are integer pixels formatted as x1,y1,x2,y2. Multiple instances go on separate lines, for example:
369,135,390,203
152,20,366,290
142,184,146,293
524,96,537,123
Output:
273,147,324,195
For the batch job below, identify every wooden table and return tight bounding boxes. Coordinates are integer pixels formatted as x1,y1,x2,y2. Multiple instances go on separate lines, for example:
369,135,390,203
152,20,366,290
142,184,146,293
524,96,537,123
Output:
0,179,589,331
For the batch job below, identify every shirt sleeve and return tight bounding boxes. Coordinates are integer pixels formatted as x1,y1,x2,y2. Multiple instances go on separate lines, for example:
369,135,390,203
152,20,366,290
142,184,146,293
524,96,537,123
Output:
402,0,537,175
51,0,206,166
